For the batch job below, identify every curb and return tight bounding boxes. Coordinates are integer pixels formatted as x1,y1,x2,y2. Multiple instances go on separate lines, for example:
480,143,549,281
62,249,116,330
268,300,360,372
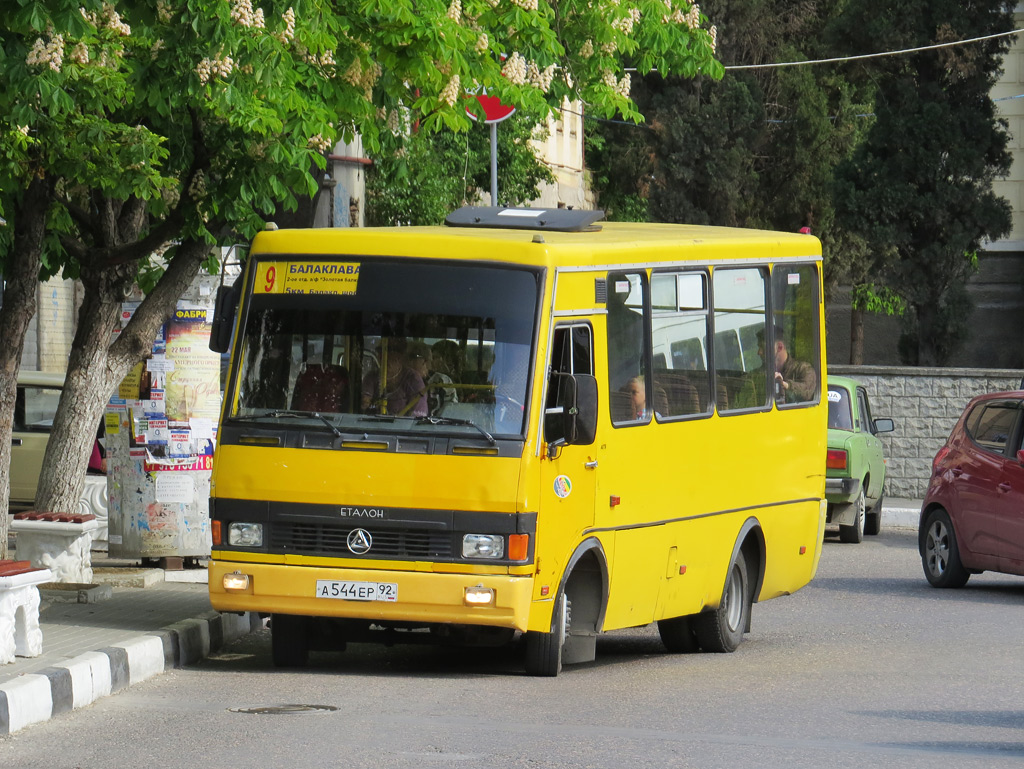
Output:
0,611,263,736
883,506,921,530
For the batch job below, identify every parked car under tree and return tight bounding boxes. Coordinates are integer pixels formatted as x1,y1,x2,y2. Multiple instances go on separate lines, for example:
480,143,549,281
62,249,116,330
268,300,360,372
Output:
825,376,895,543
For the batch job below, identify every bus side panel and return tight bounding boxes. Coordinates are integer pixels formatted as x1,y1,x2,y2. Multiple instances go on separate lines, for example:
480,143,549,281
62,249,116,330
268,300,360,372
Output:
595,402,826,630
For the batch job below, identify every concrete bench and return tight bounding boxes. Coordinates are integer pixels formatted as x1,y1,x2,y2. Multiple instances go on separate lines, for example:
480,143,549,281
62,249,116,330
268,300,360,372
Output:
12,513,100,584
0,560,53,664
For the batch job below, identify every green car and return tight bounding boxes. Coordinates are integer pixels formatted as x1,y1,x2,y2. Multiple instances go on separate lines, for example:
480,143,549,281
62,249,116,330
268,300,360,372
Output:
825,376,895,543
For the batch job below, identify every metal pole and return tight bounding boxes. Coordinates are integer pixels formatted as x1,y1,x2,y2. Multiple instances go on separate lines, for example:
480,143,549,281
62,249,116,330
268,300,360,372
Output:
490,121,498,205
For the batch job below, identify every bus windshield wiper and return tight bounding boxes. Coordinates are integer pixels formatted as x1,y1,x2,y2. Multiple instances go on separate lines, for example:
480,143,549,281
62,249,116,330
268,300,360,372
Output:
234,410,342,438
415,415,496,445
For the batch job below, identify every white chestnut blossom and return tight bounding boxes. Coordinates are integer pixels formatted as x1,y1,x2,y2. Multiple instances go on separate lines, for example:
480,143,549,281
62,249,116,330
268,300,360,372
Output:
275,7,296,43
308,134,332,153
501,51,527,85
71,42,89,65
617,73,631,97
440,74,461,107
196,54,234,84
103,4,131,35
230,0,265,28
447,0,462,22
26,35,64,72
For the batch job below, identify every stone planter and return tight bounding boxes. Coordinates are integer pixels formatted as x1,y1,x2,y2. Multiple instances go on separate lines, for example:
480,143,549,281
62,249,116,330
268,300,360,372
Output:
0,561,53,664
12,513,100,584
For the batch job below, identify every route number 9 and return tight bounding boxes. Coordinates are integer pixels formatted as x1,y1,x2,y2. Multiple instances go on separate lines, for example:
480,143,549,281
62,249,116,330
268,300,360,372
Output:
264,266,276,292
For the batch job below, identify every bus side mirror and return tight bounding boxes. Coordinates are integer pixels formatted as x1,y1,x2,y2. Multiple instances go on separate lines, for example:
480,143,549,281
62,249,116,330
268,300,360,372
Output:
565,374,598,447
209,283,240,353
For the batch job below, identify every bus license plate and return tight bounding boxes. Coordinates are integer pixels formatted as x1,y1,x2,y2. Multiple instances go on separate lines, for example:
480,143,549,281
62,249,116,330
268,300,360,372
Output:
315,580,398,602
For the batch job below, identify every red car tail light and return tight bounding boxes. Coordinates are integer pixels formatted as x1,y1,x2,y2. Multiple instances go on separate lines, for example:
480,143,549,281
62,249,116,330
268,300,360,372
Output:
932,445,951,472
827,449,847,470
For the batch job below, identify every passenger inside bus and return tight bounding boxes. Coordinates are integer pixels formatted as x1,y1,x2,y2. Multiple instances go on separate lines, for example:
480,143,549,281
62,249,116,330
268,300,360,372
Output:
770,325,816,404
361,339,428,417
623,375,666,421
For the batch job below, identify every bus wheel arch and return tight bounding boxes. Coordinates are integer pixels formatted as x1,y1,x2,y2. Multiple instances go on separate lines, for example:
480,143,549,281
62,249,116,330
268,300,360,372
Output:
694,519,764,651
525,537,609,676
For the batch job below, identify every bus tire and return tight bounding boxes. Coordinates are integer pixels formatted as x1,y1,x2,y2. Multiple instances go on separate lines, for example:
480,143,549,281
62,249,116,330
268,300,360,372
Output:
658,614,699,653
271,613,310,668
525,593,569,677
694,555,751,653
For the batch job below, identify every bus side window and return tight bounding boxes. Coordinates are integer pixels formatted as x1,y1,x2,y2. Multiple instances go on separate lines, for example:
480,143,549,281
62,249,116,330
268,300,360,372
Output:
651,271,711,418
545,325,593,444
771,264,820,406
607,272,649,425
712,267,768,413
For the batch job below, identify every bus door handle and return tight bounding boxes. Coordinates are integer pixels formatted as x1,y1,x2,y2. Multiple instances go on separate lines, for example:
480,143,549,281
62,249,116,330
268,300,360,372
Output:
584,460,598,470
11,438,22,446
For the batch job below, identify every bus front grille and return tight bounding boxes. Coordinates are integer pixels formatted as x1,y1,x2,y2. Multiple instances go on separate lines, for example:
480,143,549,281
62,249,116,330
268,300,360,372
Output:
270,522,454,559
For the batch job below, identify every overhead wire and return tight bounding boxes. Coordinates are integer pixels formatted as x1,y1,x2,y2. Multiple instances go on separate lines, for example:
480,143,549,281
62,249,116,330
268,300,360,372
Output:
722,27,1023,70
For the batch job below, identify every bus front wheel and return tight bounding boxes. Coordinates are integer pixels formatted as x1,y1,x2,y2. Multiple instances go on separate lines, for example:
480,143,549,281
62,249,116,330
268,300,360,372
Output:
525,593,569,676
694,556,751,653
271,613,310,668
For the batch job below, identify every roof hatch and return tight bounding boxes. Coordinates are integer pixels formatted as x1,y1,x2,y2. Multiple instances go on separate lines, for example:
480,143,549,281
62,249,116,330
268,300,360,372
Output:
445,206,605,233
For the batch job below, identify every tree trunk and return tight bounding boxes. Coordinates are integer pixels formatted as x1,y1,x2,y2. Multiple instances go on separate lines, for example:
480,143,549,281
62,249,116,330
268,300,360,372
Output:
33,239,214,516
915,303,939,367
849,306,864,365
0,176,55,558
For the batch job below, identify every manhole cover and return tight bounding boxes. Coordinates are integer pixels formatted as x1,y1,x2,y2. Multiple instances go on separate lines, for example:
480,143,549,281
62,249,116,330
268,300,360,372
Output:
230,704,339,715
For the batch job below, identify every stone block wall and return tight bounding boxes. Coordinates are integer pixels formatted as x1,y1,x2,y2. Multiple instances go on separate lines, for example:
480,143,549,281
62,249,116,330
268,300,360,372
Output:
829,365,1023,499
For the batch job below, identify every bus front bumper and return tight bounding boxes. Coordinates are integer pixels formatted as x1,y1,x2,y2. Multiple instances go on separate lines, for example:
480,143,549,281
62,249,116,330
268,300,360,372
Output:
209,560,534,632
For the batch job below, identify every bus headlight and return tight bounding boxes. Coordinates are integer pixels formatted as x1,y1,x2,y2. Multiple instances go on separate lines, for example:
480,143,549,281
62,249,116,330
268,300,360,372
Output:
462,534,504,559
228,522,264,547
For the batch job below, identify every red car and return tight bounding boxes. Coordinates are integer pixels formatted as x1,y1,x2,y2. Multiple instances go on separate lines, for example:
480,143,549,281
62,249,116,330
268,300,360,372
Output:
919,390,1024,587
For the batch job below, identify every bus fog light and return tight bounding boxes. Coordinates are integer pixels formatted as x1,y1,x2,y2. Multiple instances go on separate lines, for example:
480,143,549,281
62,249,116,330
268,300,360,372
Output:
462,534,504,559
223,572,250,591
464,586,495,605
228,522,264,547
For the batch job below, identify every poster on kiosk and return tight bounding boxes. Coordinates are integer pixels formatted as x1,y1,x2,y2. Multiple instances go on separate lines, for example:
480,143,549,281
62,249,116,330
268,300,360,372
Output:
105,277,222,561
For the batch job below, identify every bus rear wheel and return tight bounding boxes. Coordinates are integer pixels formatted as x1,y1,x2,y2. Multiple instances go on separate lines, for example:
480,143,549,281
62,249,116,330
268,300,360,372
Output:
525,593,569,676
271,613,310,668
694,556,751,653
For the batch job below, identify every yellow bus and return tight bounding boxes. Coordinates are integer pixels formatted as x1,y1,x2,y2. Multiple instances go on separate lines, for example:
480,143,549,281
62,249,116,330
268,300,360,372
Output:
208,206,827,676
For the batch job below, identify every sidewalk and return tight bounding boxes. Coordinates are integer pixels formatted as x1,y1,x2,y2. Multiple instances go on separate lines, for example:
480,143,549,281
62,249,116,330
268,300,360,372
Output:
0,552,261,736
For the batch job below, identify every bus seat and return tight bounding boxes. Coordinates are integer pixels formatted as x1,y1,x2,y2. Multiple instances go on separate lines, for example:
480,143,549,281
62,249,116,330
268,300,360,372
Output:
609,390,633,422
291,364,349,413
653,369,699,416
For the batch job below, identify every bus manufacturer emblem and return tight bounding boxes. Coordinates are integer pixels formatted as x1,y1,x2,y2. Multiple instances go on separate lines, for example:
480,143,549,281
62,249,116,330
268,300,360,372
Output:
347,528,373,554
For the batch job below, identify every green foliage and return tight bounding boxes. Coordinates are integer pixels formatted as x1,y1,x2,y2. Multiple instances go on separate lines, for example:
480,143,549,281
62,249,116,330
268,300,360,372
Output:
0,0,722,277
366,112,554,226
850,283,906,316
586,0,873,243
833,0,1014,365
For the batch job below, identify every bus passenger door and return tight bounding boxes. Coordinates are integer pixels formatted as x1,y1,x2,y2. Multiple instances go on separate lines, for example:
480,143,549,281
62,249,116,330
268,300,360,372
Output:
539,324,600,584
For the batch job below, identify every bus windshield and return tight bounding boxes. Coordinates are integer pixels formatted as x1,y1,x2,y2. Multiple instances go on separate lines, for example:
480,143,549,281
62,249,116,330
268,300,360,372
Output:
228,260,540,438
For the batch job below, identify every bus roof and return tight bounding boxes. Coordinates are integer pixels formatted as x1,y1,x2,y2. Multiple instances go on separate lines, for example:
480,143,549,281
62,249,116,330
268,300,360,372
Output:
250,217,821,268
